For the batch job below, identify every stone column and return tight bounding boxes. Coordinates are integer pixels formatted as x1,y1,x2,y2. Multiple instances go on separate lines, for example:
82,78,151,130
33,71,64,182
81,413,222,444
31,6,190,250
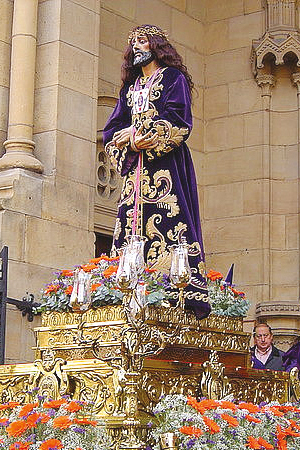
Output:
0,0,43,173
255,70,276,302
292,70,300,303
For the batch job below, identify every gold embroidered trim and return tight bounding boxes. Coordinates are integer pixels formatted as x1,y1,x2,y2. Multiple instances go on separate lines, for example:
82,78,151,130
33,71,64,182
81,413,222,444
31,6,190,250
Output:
104,141,128,174
145,119,189,160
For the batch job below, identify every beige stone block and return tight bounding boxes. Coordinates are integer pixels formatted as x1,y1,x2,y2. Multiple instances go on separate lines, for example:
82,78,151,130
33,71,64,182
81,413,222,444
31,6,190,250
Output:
208,249,264,285
60,0,98,55
204,85,228,120
101,0,136,20
204,182,243,219
272,180,298,214
271,111,298,146
56,131,96,185
286,215,299,250
71,0,100,11
3,170,43,217
272,250,299,285
34,130,56,175
0,41,10,88
25,217,94,267
164,0,187,12
229,80,261,115
206,48,252,87
171,9,204,52
100,8,116,47
136,0,172,31
115,16,137,53
57,86,94,141
0,86,8,132
203,146,263,185
42,177,91,228
7,260,55,304
186,0,206,21
271,146,296,180
191,87,203,121
243,111,263,147
271,285,299,303
188,118,203,150
204,215,263,252
37,0,60,45
36,42,59,89
34,86,58,133
285,145,299,180
244,0,263,14
58,43,95,97
99,44,123,86
272,72,297,111
228,12,263,50
243,180,269,215
0,210,25,260
98,79,121,98
206,0,243,21
205,115,244,152
186,51,204,88
5,307,38,363
190,149,204,185
0,0,13,44
270,215,286,250
97,104,116,131
206,21,229,54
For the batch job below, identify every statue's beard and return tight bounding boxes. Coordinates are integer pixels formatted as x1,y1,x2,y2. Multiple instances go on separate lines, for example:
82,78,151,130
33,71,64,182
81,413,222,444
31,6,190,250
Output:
133,50,154,67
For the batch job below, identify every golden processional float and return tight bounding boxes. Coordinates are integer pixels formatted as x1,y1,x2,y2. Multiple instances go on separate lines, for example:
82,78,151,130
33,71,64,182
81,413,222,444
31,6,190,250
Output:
0,234,299,449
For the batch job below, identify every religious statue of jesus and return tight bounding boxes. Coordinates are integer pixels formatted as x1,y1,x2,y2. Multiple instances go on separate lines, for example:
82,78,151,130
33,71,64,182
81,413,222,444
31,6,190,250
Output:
103,24,210,319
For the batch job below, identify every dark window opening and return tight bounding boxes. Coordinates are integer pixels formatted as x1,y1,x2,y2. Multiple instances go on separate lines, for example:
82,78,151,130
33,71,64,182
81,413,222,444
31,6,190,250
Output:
95,232,113,257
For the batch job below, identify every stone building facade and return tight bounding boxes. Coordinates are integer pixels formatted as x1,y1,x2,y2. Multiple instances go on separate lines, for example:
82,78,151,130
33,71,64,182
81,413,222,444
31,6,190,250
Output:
0,0,299,363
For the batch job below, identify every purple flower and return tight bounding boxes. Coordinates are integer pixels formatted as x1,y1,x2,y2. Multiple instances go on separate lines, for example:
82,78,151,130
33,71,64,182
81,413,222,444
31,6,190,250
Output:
26,434,36,442
72,426,85,433
187,439,196,449
147,421,153,428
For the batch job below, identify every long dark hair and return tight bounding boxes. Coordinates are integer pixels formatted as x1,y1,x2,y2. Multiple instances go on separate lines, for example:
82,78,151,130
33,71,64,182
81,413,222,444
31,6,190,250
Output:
121,25,194,93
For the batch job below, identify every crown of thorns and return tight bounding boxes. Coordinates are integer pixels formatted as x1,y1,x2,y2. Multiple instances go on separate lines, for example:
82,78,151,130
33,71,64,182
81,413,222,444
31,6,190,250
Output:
128,26,169,44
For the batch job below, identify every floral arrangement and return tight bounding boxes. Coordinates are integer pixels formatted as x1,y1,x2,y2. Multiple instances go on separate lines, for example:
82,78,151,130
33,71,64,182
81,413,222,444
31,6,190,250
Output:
0,393,110,450
206,270,250,317
150,394,300,450
36,256,250,319
35,255,170,314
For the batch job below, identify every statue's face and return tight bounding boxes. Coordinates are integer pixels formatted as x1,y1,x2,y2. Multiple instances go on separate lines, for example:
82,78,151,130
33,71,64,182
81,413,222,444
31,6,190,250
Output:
131,34,154,67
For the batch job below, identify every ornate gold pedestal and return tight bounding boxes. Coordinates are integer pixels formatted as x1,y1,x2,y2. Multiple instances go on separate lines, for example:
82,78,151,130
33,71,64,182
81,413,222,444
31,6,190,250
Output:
0,305,298,448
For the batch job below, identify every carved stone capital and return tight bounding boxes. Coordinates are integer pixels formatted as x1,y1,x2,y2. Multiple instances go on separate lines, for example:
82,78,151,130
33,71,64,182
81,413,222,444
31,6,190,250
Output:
292,71,300,92
256,301,300,317
255,73,276,95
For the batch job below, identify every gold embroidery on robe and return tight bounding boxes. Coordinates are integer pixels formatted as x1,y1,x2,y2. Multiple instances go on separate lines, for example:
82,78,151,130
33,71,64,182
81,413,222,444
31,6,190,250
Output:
105,142,128,174
120,168,180,218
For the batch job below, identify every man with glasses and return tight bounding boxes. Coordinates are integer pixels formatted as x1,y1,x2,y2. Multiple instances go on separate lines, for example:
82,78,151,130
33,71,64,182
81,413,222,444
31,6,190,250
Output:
251,323,284,371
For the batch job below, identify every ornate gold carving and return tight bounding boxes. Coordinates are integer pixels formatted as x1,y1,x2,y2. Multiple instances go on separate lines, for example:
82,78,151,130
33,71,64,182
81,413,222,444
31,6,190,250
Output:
289,367,300,401
199,351,230,400
139,370,200,414
41,306,126,327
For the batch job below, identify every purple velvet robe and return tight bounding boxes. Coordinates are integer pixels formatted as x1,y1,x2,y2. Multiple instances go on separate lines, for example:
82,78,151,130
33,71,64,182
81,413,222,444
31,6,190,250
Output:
103,67,210,319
